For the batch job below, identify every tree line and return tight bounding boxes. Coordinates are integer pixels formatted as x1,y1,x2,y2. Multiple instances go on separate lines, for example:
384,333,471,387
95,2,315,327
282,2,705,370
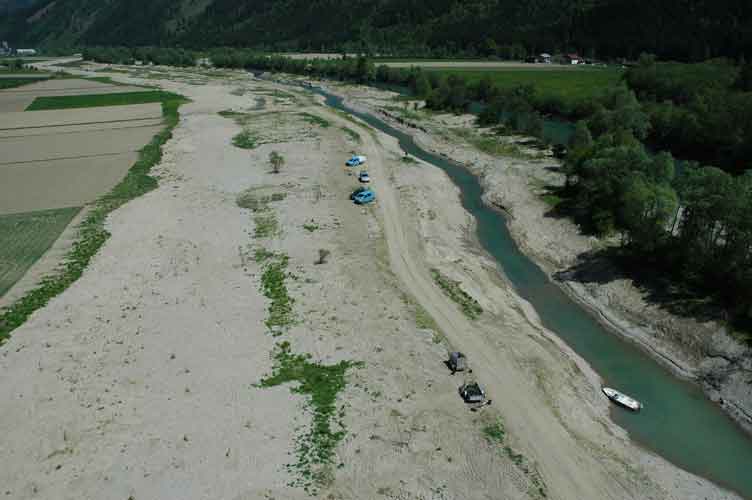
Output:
625,55,752,175
82,47,196,67
564,100,752,325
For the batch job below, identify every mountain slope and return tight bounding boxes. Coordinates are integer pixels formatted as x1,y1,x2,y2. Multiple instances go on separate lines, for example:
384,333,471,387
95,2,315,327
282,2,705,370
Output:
1,0,751,61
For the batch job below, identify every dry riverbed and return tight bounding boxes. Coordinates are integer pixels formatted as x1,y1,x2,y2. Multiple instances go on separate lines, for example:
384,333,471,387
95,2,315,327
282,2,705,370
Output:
0,64,742,500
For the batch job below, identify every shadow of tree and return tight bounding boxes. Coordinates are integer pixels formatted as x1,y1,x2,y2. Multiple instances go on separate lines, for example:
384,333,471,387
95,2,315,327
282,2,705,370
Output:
554,247,730,327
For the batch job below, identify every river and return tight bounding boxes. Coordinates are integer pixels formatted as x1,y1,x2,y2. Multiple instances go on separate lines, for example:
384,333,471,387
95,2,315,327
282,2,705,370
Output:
309,86,752,498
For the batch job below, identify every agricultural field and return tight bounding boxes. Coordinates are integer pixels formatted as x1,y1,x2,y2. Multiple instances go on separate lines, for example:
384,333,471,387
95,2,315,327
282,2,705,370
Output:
381,60,574,69
428,66,623,106
0,207,80,296
0,78,169,298
26,90,180,110
0,77,147,112
0,76,50,90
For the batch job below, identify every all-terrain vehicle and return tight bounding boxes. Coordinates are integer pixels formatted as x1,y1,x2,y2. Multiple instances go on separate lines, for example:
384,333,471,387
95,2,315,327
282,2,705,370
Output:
459,382,486,403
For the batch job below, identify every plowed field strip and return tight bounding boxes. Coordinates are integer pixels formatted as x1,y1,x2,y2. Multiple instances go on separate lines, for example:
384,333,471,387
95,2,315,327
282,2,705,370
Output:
0,120,164,139
1,85,130,94
0,116,163,131
0,151,140,166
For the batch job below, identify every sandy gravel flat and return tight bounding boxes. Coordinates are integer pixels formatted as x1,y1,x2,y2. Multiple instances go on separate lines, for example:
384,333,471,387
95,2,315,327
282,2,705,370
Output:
0,65,741,500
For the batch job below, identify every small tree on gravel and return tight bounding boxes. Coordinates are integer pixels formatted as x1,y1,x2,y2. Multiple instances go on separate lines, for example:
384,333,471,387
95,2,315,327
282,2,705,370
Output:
269,151,285,174
315,249,331,265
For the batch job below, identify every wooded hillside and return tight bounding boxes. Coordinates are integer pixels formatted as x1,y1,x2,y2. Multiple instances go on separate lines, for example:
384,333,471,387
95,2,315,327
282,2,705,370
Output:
2,0,751,61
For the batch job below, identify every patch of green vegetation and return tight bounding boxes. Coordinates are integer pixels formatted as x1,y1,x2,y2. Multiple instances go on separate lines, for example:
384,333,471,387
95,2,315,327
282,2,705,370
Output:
430,268,483,319
25,91,182,110
300,112,331,128
414,303,438,331
253,213,278,239
0,96,187,343
218,109,248,120
303,222,320,233
259,253,294,331
254,247,276,263
257,340,362,493
335,109,379,140
236,190,286,212
401,155,418,165
341,126,361,143
451,127,533,159
382,105,422,122
483,421,506,444
232,129,258,149
482,417,548,498
541,193,563,208
0,207,81,297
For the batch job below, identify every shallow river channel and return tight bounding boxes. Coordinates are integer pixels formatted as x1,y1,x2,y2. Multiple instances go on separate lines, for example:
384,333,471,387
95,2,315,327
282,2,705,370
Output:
306,86,752,498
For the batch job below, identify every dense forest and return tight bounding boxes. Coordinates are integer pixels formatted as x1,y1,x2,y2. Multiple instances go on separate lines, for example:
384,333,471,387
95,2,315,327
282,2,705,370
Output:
4,0,752,61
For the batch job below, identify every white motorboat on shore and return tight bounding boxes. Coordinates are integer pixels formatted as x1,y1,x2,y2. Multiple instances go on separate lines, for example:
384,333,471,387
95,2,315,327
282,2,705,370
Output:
603,387,642,411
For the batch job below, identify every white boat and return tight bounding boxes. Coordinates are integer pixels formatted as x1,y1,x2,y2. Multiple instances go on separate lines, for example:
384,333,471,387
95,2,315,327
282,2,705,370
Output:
602,387,642,411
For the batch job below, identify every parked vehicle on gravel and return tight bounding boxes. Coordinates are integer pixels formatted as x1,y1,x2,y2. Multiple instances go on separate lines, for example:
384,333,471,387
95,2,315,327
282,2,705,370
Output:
346,155,367,167
353,189,375,205
358,170,371,183
350,186,368,200
459,382,485,403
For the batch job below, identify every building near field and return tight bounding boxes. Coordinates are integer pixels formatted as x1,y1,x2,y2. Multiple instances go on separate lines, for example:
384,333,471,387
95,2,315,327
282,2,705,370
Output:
16,48,37,56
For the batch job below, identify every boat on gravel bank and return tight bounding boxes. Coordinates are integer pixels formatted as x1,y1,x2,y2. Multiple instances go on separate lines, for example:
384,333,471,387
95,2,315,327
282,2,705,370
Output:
603,387,642,411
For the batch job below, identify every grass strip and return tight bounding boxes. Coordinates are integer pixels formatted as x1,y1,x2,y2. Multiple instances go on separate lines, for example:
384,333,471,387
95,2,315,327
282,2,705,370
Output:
431,268,483,319
253,213,279,238
218,109,249,121
0,96,187,343
26,91,182,110
260,252,294,331
482,417,548,498
257,341,362,493
483,420,506,444
236,190,286,212
341,126,361,143
300,112,331,128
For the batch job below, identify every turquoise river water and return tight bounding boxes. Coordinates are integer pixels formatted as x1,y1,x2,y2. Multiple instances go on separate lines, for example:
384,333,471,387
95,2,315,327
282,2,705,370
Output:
310,87,752,498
